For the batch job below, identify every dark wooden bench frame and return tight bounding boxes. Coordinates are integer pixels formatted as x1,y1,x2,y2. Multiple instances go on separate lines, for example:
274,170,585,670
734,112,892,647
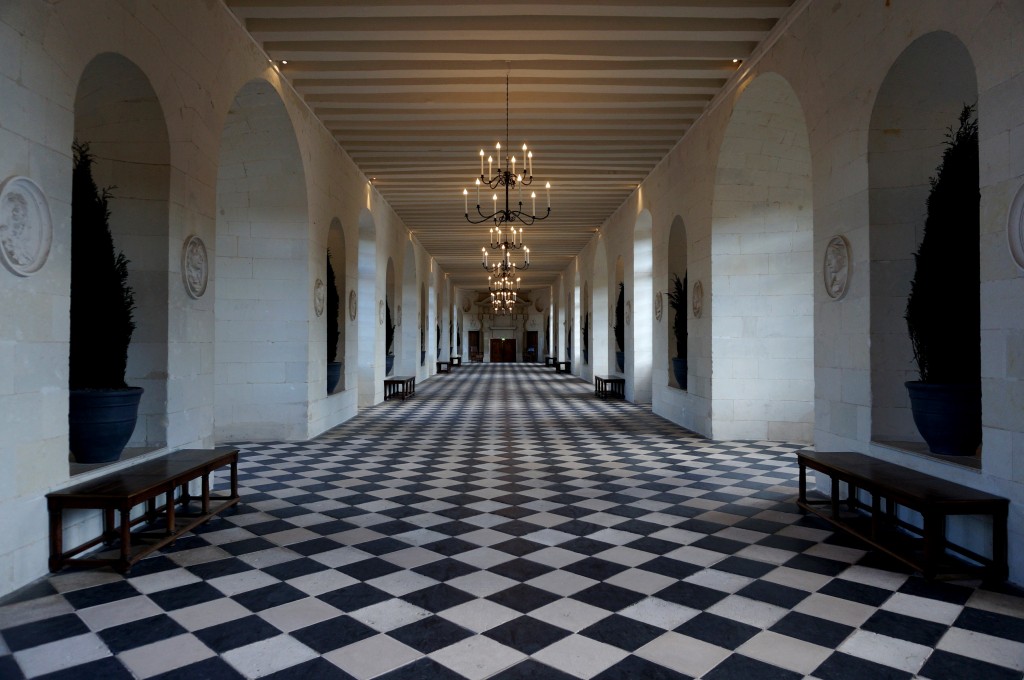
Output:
556,360,571,373
436,360,451,373
797,450,1008,580
450,356,462,366
545,356,556,366
47,448,239,573
594,375,625,399
384,375,416,399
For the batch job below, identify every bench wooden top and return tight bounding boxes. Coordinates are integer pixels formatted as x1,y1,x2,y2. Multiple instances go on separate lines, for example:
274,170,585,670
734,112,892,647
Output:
595,375,625,382
48,448,238,503
798,450,1007,509
385,376,415,382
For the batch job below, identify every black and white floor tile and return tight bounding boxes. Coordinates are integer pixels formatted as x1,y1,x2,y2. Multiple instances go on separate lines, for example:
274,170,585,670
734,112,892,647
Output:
2,364,1023,679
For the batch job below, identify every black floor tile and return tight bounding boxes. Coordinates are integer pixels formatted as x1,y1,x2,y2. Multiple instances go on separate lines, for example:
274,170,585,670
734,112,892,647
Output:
231,582,307,612
861,609,948,646
579,614,664,651
261,556,329,581
148,582,228,612
99,614,188,653
711,556,776,578
487,583,562,613
291,615,377,653
377,657,467,680
35,657,135,680
812,652,914,680
735,580,809,609
769,611,853,648
488,558,554,582
484,615,571,654
388,615,473,653
916,649,1022,680
675,612,760,650
702,653,803,680
654,581,729,610
953,606,1024,642
400,583,476,613
260,657,357,680
317,583,392,612
186,557,254,580
563,556,630,581
571,582,646,612
2,613,90,652
193,614,280,652
818,578,893,607
592,655,693,680
490,659,580,680
337,557,404,581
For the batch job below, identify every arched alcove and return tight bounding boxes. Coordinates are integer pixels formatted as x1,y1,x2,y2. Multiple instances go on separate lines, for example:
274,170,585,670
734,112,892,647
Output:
400,241,418,376
420,282,427,367
634,210,654,403
614,255,625,373
593,239,609,376
667,216,689,390
868,32,979,450
357,209,377,407
711,72,814,442
327,218,346,393
385,257,396,375
74,52,170,452
214,79,309,440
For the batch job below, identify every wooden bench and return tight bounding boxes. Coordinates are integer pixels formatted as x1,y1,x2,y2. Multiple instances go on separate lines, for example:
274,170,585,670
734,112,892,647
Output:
556,360,571,373
797,450,1008,580
47,448,239,573
545,356,556,366
450,356,462,366
436,360,450,373
384,375,416,400
594,374,625,399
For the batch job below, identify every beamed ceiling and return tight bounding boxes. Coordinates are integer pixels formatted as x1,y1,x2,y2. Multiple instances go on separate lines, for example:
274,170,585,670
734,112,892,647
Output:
225,0,798,290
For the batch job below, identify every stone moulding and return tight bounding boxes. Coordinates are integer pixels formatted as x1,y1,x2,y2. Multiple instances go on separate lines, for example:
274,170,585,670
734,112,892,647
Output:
692,280,704,318
1010,182,1024,270
823,234,851,300
0,175,52,277
181,234,208,299
314,278,325,317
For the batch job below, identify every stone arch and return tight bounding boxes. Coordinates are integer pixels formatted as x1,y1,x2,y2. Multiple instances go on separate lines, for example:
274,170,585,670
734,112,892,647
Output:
868,32,978,450
214,78,309,440
357,209,377,406
385,257,396,375
711,72,814,442
74,52,170,452
592,239,609,376
633,210,654,403
327,217,346,393
667,215,689,390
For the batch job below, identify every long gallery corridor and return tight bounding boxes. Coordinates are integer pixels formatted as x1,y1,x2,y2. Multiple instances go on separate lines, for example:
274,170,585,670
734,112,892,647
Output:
1,365,1022,679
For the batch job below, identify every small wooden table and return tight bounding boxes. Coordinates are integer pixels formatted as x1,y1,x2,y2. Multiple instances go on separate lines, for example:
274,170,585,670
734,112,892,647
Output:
436,361,451,373
450,356,462,366
385,375,416,399
47,448,239,573
556,360,571,373
595,375,625,399
797,450,1008,580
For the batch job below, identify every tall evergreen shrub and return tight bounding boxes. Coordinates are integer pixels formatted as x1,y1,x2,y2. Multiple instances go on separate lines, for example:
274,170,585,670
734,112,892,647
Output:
326,250,340,363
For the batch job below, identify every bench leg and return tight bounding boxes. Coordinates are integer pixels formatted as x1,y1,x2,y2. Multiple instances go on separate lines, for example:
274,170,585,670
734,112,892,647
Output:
119,508,132,569
797,462,807,513
48,508,63,572
202,474,211,514
830,476,840,519
992,508,1008,580
922,511,944,579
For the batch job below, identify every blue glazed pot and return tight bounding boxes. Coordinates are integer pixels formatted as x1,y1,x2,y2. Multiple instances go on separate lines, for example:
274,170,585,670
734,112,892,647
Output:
327,361,342,394
905,381,981,456
69,386,144,464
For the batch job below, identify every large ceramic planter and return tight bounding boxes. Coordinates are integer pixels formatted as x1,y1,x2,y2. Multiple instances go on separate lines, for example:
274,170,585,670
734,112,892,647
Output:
616,351,624,372
672,357,687,390
327,361,342,394
386,355,395,376
69,386,144,464
905,381,981,456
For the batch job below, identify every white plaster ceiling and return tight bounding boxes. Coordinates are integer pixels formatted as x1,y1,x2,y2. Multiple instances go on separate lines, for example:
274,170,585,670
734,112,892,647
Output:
225,0,797,289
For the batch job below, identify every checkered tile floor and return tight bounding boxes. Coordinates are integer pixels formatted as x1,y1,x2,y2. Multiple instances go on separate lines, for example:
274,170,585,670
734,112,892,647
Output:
2,363,1023,679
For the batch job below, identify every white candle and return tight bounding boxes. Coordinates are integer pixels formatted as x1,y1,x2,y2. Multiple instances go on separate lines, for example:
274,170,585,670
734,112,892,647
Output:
463,188,468,213
480,149,484,176
482,247,486,265
546,182,550,208
531,191,536,216
511,155,516,175
525,247,529,264
528,150,533,176
476,178,481,205
493,193,497,214
488,156,493,177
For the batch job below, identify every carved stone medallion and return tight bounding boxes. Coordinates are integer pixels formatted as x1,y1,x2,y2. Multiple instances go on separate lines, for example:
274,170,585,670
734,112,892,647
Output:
0,176,52,277
181,235,208,299
396,304,402,326
378,299,385,325
625,300,632,326
313,278,326,317
692,280,704,319
1009,182,1024,270
655,291,663,321
349,289,357,320
462,298,471,313
823,234,851,300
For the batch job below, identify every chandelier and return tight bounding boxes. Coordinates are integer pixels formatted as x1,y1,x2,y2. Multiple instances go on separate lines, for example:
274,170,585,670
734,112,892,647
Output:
463,68,550,281
488,273,519,315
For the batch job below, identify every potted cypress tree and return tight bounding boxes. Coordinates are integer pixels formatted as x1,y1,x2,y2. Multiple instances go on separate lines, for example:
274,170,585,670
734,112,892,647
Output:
68,142,143,464
582,312,589,365
385,299,395,375
666,273,687,389
614,282,625,371
420,324,425,366
904,105,981,456
326,249,342,394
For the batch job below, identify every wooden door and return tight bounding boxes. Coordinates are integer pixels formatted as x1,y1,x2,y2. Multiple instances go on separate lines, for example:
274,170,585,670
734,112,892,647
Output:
525,331,539,363
489,338,517,362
